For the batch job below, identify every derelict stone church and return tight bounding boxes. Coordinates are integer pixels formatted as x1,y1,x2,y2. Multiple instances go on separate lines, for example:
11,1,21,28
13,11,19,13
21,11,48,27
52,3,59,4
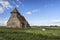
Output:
7,8,30,28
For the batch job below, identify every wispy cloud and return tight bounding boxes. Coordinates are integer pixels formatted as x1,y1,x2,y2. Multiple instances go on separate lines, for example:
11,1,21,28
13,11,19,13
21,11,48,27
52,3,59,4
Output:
12,0,23,7
0,0,12,9
0,6,4,13
17,0,19,1
26,9,39,15
0,19,8,26
29,20,60,26
26,11,32,14
0,0,23,14
0,0,12,13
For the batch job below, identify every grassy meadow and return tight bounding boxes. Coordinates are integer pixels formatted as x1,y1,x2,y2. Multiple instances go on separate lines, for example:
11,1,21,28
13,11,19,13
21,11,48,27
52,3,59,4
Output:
0,26,60,40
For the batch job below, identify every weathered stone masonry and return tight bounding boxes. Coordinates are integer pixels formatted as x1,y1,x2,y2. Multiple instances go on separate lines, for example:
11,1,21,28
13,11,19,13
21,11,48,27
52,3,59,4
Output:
7,8,30,28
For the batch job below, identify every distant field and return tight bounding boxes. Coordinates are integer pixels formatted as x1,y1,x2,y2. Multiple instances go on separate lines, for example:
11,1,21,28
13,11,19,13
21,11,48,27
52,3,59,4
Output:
0,26,60,40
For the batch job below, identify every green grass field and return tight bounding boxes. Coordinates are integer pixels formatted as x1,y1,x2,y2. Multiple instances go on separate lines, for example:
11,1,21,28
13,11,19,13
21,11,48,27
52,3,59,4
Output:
0,26,60,40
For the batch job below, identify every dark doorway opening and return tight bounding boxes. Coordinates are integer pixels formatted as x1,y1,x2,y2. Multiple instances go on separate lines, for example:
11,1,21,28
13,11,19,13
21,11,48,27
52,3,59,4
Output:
22,23,25,28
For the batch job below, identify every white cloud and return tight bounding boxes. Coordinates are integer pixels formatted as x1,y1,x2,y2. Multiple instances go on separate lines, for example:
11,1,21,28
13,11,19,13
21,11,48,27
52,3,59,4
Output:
0,0,12,9
0,6,4,13
29,20,60,26
0,20,7,26
16,4,19,7
0,0,12,13
0,17,8,26
26,11,32,14
13,0,23,7
26,9,39,15
4,1,12,8
17,0,19,1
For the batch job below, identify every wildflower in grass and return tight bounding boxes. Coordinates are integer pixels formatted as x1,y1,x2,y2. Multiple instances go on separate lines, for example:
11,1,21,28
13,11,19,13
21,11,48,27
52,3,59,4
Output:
42,28,46,31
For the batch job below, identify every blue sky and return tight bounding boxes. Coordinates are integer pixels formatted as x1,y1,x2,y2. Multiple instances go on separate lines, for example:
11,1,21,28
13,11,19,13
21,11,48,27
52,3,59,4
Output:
0,0,60,26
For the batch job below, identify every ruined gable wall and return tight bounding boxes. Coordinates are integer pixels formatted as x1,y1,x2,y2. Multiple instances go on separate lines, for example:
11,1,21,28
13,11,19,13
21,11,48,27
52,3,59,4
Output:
7,16,22,28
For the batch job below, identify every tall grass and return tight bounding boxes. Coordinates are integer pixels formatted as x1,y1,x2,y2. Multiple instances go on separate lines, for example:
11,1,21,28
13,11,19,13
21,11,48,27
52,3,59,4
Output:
0,26,60,40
